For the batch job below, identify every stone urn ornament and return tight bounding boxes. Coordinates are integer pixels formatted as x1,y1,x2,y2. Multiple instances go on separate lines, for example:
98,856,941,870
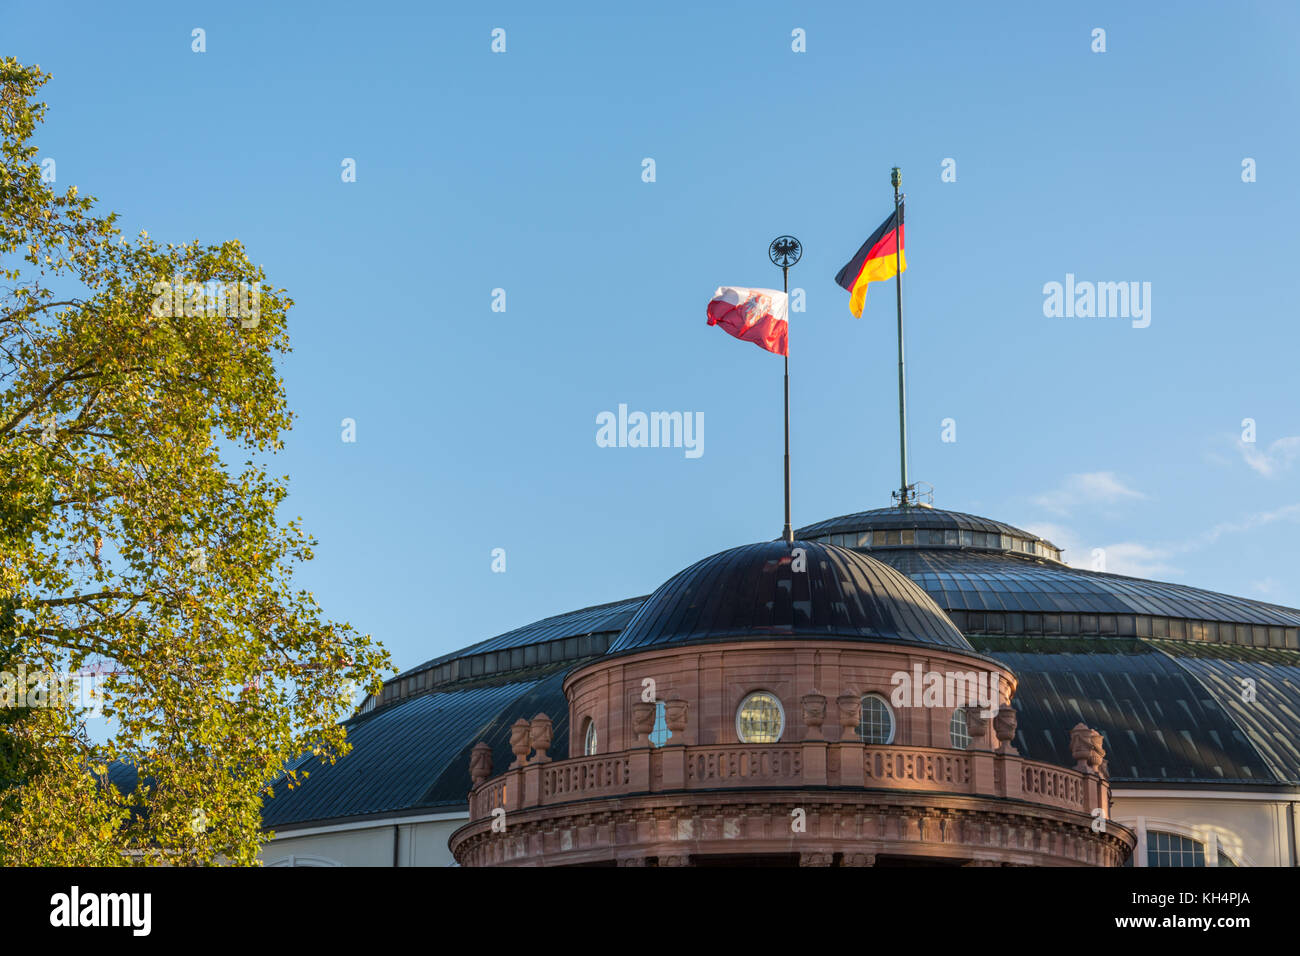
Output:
1070,723,1106,775
993,705,1019,755
801,693,827,740
664,698,688,744
632,700,656,747
964,705,990,749
529,713,554,763
508,718,532,768
469,741,494,786
836,692,862,737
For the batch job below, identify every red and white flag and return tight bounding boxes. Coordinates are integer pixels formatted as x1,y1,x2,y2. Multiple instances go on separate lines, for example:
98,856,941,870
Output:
706,287,788,356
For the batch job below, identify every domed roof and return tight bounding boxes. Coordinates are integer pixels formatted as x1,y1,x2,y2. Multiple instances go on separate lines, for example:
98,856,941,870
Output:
609,539,972,653
796,506,1065,563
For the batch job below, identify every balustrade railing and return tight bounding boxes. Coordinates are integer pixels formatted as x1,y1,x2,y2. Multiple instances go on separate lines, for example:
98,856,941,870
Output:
863,746,971,790
687,745,804,786
468,741,1105,821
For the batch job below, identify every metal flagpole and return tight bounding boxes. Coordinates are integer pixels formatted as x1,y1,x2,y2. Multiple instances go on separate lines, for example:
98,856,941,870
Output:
769,236,802,544
783,266,791,544
891,167,910,509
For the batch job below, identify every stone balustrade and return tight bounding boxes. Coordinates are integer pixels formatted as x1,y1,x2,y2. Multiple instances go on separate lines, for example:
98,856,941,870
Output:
468,739,1108,822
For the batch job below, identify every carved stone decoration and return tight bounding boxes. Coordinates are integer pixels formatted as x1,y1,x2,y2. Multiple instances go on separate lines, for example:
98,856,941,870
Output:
1070,723,1106,774
841,852,876,867
631,701,656,747
509,718,532,769
1088,729,1106,774
469,741,494,786
801,693,827,740
836,693,862,736
656,853,691,867
964,705,990,749
993,705,1019,755
799,852,834,867
530,713,554,764
664,698,688,743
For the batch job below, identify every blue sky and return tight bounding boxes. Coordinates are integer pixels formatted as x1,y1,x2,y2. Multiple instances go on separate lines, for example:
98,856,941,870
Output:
9,1,1300,677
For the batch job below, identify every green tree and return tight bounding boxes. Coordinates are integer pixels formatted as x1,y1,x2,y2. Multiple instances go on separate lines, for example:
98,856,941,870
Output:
0,59,389,865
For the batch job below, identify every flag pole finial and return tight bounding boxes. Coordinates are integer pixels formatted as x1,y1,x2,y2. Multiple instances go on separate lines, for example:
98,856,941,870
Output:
769,236,801,544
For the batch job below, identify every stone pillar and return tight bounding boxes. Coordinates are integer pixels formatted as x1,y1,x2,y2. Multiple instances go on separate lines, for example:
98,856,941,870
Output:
970,750,996,797
1000,754,1023,800
627,746,652,792
802,740,828,786
522,763,543,809
660,743,687,791
835,692,864,783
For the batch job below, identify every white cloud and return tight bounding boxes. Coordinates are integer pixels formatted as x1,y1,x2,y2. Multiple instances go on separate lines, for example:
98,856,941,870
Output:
1237,436,1300,478
1032,471,1146,516
1093,542,1179,578
1191,502,1300,548
1026,502,1300,580
1025,521,1179,577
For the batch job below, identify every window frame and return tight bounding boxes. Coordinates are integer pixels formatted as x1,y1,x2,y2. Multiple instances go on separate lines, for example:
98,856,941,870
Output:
734,690,785,744
858,693,896,745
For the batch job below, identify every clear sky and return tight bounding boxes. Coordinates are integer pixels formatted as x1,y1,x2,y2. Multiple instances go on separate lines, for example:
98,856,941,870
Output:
8,0,1299,678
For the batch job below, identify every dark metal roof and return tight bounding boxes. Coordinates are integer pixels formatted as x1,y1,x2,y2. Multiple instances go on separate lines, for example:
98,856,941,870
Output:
1171,647,1300,784
256,509,1300,828
262,669,569,828
393,596,647,682
876,550,1300,628
609,540,972,653
796,506,1051,544
975,638,1300,785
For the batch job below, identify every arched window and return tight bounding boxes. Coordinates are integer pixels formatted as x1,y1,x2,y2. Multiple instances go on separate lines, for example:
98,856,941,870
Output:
1147,831,1206,867
649,701,669,748
735,691,784,743
583,718,598,756
858,694,895,744
949,708,970,749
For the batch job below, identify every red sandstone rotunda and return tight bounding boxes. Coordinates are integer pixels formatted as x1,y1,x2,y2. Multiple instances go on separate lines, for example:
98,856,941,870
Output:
448,539,1134,867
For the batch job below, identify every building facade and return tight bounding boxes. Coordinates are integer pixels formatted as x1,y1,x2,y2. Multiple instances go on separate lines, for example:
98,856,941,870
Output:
261,506,1300,868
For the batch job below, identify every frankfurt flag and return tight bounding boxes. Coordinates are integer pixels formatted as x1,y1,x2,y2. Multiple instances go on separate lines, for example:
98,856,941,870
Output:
705,287,789,356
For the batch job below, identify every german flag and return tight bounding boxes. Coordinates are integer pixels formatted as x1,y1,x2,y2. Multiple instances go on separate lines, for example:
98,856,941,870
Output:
835,203,905,318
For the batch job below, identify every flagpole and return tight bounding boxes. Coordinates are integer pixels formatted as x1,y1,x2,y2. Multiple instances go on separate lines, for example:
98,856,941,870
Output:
891,166,910,509
782,264,792,544
769,236,801,545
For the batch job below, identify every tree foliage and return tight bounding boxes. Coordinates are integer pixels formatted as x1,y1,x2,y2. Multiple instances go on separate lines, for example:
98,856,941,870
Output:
0,59,390,865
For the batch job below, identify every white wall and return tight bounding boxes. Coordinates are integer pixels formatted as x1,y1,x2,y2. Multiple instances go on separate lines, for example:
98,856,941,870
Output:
261,813,468,867
1112,790,1298,866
